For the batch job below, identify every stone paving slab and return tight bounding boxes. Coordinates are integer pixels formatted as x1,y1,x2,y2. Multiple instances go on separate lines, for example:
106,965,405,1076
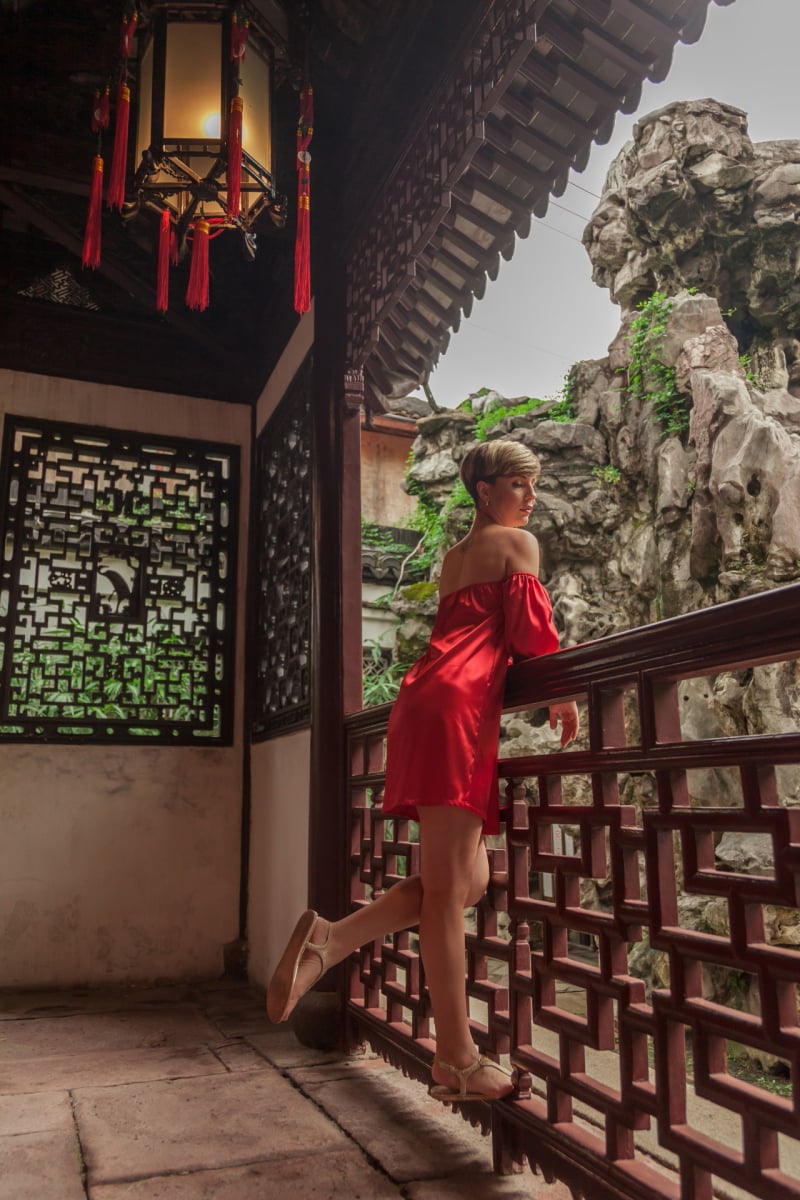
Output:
293,1061,497,1182
0,1089,73,1135
89,1147,404,1200
0,1006,221,1059
289,1053,393,1086
196,988,274,1039
74,1066,349,1185
405,1170,573,1200
247,1028,345,1069
0,1128,86,1200
0,1045,226,1095
212,1041,271,1072
0,986,201,1020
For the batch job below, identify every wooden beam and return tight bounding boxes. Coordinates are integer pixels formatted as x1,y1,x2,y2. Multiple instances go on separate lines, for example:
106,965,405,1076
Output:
0,180,231,360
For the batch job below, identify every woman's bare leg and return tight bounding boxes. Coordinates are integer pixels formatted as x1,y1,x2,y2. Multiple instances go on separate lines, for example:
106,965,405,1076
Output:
417,808,512,1099
283,823,490,1017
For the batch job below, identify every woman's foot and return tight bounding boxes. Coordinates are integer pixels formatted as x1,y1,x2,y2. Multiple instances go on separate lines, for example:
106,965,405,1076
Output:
267,912,332,1022
430,1051,514,1102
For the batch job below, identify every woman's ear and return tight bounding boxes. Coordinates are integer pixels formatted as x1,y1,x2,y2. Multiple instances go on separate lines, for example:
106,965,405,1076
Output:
476,479,489,506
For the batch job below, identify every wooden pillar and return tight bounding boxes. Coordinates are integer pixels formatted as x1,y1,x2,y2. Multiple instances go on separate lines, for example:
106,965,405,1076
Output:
306,201,363,1031
342,368,364,717
309,280,347,928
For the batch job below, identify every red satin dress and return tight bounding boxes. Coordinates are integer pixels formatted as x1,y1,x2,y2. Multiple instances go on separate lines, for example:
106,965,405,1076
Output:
382,571,560,834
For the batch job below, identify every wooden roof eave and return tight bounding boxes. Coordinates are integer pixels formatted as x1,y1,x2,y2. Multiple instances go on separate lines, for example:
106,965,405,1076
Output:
348,0,736,414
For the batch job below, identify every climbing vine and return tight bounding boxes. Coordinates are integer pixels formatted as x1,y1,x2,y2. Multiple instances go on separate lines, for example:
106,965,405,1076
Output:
627,291,689,435
548,371,577,422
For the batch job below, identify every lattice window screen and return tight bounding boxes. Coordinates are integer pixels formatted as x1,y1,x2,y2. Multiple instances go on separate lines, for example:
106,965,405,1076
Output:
0,415,238,743
252,355,312,739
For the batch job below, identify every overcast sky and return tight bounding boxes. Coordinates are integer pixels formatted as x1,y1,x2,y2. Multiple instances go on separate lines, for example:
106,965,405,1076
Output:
427,0,800,408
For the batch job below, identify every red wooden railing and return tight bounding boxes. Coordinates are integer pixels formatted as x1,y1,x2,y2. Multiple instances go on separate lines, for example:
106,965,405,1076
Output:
345,582,800,1200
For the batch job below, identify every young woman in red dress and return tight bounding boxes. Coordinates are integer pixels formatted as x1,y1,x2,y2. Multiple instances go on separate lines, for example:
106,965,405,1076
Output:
268,439,579,1102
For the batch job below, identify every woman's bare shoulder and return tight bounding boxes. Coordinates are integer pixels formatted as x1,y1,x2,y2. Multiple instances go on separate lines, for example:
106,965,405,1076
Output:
503,527,540,574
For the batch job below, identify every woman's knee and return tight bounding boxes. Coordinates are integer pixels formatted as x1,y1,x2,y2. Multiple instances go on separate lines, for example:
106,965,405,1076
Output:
464,878,488,907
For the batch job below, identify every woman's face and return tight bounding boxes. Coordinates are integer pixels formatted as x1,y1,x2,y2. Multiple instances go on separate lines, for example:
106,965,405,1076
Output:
479,473,538,527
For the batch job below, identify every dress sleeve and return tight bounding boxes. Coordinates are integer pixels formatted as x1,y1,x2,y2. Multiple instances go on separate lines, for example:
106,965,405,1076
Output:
503,572,560,661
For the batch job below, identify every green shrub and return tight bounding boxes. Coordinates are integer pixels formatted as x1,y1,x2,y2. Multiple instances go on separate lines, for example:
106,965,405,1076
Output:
628,291,689,435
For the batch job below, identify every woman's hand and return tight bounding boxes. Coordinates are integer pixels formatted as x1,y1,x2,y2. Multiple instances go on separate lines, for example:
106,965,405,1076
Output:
549,701,579,747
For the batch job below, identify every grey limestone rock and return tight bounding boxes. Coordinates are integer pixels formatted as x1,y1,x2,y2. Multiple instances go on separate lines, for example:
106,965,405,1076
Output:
583,98,800,349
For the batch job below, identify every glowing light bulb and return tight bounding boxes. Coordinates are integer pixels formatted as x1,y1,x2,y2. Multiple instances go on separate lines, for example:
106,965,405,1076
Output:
203,112,221,138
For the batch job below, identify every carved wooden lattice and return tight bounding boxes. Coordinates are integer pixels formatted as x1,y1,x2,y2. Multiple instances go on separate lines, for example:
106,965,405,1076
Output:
346,583,800,1200
346,0,543,369
252,355,312,739
0,415,238,743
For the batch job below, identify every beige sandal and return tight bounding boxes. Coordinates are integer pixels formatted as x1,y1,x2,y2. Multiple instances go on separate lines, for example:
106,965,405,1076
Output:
266,909,331,1023
430,1052,514,1103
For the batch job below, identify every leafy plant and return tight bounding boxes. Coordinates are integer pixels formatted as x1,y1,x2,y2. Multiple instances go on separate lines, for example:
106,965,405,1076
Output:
474,396,542,440
362,635,405,706
592,465,622,487
361,519,417,554
627,291,689,435
738,353,760,387
548,371,577,422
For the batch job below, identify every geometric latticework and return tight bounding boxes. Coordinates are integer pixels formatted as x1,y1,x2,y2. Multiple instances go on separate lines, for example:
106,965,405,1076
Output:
346,582,800,1200
0,416,238,743
19,266,100,310
251,355,312,740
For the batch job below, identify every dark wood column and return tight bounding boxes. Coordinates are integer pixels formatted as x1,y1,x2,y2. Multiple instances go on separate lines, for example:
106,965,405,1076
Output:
307,207,363,932
309,268,348,929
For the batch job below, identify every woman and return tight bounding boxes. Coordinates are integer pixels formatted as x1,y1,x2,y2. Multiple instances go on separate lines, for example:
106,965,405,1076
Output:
267,439,578,1103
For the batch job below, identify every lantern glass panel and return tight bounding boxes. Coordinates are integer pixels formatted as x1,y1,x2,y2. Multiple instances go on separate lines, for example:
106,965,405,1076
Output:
239,48,271,173
164,22,222,142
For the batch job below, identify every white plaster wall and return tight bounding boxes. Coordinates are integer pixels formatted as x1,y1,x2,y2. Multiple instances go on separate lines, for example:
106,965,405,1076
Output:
247,311,314,988
0,369,250,986
255,304,313,430
247,730,310,989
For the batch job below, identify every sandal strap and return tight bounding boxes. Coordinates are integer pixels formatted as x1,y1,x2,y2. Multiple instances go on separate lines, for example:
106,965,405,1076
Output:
434,1053,507,1097
302,922,331,974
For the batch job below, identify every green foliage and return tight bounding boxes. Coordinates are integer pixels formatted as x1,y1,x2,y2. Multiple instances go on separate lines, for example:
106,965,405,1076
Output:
405,475,473,575
406,485,449,573
548,371,577,423
360,519,415,554
738,353,759,387
592,465,622,487
474,396,542,440
362,635,405,707
8,615,209,733
400,581,439,603
627,291,689,435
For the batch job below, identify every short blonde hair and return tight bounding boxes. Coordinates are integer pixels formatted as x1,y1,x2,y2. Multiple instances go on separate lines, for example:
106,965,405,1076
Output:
460,439,541,504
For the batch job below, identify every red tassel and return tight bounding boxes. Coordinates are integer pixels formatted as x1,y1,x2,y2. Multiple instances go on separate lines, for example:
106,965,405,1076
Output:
231,14,249,62
293,86,313,315
226,96,243,218
82,155,104,269
169,226,179,266
91,86,110,132
156,208,171,313
185,219,210,311
119,12,138,59
106,82,130,211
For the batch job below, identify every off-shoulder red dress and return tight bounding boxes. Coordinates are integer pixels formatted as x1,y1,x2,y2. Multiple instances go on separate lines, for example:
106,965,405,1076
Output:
382,571,560,834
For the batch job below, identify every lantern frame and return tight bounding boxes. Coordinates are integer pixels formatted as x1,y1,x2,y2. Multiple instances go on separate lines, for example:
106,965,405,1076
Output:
129,1,285,248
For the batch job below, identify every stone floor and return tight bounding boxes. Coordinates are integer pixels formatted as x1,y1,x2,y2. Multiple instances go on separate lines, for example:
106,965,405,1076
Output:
0,981,570,1200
